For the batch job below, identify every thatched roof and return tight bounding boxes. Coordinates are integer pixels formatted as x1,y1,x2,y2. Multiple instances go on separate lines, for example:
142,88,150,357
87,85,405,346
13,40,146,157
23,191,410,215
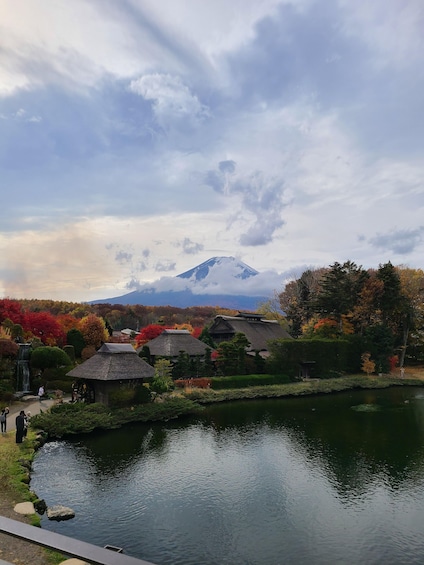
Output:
209,313,292,354
142,329,213,357
67,343,154,381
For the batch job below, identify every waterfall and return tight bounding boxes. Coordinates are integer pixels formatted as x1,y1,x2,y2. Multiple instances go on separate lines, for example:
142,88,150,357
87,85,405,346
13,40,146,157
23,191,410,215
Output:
16,344,32,392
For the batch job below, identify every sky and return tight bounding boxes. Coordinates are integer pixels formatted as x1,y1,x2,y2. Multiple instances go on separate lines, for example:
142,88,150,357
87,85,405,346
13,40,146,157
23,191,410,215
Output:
1,0,423,303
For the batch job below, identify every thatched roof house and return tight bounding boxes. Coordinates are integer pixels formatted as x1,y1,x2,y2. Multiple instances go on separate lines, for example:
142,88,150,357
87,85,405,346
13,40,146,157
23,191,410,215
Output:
141,329,213,362
209,312,292,357
67,343,154,405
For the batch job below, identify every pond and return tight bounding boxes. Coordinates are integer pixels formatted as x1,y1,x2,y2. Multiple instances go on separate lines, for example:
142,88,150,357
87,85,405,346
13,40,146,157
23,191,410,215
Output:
31,386,424,565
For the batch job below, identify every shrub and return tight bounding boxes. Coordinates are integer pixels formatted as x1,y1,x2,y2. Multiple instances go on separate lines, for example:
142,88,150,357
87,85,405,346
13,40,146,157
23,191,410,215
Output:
210,374,291,390
43,379,73,393
31,402,114,437
151,359,174,394
63,345,75,363
267,338,360,378
134,384,152,404
108,388,136,408
30,346,72,371
174,377,211,389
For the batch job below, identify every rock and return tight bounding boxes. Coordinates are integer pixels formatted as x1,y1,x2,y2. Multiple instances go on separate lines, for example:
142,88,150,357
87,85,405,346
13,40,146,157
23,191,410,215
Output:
47,505,75,521
18,458,32,470
33,498,48,514
14,501,35,515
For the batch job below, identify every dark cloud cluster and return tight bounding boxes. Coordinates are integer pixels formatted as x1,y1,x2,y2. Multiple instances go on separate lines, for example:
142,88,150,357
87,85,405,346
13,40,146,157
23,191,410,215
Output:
369,227,424,255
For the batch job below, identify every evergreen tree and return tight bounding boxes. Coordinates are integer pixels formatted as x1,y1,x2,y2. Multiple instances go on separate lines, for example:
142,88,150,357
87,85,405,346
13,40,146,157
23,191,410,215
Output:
376,262,402,325
66,328,86,358
315,261,369,329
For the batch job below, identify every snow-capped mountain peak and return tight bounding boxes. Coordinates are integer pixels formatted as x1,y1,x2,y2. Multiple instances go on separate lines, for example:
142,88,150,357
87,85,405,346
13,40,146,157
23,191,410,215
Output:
177,256,259,282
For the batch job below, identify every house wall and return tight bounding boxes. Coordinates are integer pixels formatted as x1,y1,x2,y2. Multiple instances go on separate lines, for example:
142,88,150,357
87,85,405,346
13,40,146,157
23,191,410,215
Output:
93,381,109,405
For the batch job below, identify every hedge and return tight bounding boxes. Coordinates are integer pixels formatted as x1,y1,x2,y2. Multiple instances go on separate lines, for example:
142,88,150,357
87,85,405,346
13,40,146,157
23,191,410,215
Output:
210,374,291,390
267,338,363,378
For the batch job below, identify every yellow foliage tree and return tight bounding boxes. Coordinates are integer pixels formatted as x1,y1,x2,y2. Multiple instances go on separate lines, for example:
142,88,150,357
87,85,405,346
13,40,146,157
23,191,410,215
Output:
79,314,109,350
361,352,375,376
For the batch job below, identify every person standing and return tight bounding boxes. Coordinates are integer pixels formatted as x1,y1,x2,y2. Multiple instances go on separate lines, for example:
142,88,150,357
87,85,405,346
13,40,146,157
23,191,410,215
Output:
38,384,45,401
23,411,31,438
15,410,26,443
0,407,9,433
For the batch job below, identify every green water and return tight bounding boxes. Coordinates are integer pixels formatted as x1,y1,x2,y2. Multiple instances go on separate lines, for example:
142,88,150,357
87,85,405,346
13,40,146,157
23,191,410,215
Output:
32,386,424,564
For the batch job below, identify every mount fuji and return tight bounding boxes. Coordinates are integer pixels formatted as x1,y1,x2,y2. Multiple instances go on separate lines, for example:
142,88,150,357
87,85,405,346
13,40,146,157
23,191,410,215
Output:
91,257,272,310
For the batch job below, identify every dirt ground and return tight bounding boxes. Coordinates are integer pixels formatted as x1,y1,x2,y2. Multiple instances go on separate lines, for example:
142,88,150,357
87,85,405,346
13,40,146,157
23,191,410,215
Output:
0,497,53,565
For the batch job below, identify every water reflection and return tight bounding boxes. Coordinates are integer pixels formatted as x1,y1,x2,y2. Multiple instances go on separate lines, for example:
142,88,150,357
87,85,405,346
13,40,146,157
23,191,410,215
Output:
32,386,424,565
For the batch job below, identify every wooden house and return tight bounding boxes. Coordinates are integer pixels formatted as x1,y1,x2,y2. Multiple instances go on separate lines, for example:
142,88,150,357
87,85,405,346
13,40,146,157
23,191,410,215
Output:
140,329,213,363
67,343,154,406
209,312,291,358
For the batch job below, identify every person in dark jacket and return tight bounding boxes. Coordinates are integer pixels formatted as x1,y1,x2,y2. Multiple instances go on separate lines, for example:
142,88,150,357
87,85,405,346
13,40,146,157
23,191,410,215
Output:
15,410,26,443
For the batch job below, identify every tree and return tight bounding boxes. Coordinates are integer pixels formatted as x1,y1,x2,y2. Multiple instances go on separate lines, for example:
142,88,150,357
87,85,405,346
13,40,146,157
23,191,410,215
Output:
203,347,214,377
135,324,167,348
0,299,25,326
376,262,402,325
56,314,80,334
351,273,385,333
361,352,375,376
81,345,96,360
397,267,424,367
23,311,66,346
315,261,369,329
173,350,190,379
0,339,19,359
151,358,174,393
79,314,108,349
363,324,394,373
216,333,250,376
312,318,339,339
30,346,73,371
279,268,326,337
198,326,215,348
66,328,86,358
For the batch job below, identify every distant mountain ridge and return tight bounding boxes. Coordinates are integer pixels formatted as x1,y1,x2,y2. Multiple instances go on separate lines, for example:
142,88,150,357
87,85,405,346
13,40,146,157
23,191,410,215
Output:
91,256,269,309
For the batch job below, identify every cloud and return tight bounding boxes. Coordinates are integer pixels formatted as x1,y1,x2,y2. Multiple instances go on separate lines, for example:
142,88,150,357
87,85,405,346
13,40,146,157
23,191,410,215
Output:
155,261,176,273
369,228,424,255
206,163,288,246
115,250,133,264
176,238,204,255
129,73,210,130
137,261,148,272
125,278,140,291
1,1,424,303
